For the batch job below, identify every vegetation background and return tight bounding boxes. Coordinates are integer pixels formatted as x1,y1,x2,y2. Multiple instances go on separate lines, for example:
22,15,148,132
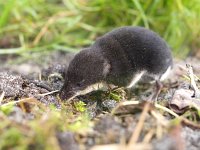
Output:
0,0,200,57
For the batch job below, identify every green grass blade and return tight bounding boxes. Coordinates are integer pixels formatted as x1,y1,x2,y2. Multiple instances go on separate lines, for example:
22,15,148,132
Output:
0,0,16,28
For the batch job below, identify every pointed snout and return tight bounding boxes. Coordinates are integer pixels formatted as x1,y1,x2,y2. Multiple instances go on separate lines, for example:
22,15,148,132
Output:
59,87,76,101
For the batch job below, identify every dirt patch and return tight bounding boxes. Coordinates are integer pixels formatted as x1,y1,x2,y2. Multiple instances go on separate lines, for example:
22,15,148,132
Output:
0,51,200,150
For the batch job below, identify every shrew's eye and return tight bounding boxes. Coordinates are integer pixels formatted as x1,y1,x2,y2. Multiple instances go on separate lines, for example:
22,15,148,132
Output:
76,82,82,87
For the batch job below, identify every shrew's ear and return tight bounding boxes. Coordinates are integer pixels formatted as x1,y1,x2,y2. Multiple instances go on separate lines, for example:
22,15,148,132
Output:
102,59,111,77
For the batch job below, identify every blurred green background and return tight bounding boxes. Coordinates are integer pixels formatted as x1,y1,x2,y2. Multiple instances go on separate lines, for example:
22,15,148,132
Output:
0,0,200,58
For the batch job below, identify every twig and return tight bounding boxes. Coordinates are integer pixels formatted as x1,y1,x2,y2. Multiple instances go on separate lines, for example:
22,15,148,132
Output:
143,129,155,143
0,97,39,107
127,102,150,148
0,91,5,105
186,64,200,98
151,110,169,127
181,118,200,129
29,80,53,92
156,119,163,139
155,103,200,129
38,90,59,96
90,143,152,150
155,103,179,117
178,65,200,81
111,100,140,115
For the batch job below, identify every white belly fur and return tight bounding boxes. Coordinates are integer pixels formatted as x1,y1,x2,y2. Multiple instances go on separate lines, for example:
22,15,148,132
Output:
160,66,172,81
126,71,146,88
67,82,106,101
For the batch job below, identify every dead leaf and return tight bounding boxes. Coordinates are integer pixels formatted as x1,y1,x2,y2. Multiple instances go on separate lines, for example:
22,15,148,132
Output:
169,88,200,114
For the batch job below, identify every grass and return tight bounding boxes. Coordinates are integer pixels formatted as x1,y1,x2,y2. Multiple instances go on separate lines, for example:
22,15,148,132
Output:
0,0,200,57
0,100,91,150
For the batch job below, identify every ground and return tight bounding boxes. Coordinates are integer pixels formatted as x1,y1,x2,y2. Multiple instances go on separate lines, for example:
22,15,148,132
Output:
0,51,200,150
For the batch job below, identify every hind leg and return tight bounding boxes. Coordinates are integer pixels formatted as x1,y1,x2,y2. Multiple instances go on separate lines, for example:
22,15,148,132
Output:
147,80,163,102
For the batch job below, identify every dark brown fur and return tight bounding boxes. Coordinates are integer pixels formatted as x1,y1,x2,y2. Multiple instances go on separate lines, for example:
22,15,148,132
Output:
60,26,173,100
